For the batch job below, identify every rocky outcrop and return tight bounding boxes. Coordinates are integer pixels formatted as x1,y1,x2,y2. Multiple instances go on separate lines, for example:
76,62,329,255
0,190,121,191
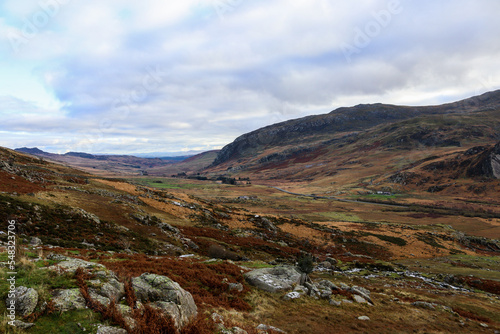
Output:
45,256,197,330
132,273,198,329
244,266,302,293
6,286,38,317
47,256,106,274
467,141,500,179
52,289,87,311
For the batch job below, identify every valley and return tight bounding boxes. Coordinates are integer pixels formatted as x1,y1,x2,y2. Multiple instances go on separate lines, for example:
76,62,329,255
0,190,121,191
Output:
1,91,500,333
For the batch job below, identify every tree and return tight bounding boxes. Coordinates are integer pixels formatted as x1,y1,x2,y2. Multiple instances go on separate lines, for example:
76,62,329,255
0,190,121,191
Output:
297,254,314,274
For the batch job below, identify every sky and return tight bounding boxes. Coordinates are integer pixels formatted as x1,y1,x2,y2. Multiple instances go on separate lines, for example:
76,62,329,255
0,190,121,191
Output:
1,0,500,155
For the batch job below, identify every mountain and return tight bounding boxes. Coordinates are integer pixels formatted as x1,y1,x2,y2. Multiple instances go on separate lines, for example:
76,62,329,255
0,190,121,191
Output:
206,91,500,192
212,90,500,168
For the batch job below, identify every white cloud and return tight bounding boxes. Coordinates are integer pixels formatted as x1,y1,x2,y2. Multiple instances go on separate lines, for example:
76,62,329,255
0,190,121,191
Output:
0,0,499,154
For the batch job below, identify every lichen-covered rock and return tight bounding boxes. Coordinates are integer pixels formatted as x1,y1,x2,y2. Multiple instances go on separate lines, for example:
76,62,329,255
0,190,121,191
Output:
211,312,248,334
52,289,86,311
89,290,111,307
244,266,301,293
11,320,35,329
88,277,125,302
48,257,105,274
256,324,287,333
157,222,180,234
30,237,42,246
6,286,38,317
96,325,128,334
329,299,341,306
318,280,339,291
132,273,197,329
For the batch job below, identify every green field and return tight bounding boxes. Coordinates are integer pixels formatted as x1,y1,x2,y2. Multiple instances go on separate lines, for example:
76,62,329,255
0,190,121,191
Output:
134,177,215,190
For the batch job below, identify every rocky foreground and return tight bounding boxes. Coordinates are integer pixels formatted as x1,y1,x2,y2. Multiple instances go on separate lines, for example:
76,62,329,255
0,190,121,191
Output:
5,254,299,333
4,250,500,334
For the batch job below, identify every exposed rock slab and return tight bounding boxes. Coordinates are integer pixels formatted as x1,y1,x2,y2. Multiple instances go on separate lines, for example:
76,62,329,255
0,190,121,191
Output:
48,257,105,274
96,325,128,334
244,265,302,293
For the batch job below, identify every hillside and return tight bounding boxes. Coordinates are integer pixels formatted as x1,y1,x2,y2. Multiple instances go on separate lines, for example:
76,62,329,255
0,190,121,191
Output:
209,90,500,179
14,148,217,177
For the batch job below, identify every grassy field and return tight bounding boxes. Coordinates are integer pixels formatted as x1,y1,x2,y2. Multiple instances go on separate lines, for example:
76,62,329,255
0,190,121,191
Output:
133,177,209,189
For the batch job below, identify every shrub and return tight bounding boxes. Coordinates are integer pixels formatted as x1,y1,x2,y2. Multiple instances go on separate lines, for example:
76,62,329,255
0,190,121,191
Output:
207,244,239,261
297,254,314,274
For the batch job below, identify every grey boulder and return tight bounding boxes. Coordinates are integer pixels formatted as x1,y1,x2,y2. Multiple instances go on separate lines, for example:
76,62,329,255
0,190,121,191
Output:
48,257,105,274
52,289,86,312
244,266,302,293
6,286,38,317
96,325,128,334
132,273,197,329
256,324,287,333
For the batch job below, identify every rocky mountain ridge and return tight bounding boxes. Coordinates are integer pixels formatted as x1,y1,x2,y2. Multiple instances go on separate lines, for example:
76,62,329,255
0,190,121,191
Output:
212,90,500,167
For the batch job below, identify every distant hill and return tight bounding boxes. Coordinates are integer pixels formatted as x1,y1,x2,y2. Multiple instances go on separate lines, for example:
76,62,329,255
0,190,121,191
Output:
16,147,48,155
14,147,219,177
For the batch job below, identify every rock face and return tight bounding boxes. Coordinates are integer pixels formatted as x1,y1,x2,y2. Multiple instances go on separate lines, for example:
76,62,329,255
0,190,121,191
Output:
467,141,500,179
6,286,38,317
244,266,302,293
132,273,197,329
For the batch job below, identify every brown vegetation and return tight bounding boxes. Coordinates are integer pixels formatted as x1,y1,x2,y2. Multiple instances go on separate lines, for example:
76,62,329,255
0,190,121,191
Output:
75,267,217,334
99,254,251,311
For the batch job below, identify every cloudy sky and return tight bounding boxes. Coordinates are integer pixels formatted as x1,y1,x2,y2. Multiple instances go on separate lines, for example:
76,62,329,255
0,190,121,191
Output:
1,0,500,155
